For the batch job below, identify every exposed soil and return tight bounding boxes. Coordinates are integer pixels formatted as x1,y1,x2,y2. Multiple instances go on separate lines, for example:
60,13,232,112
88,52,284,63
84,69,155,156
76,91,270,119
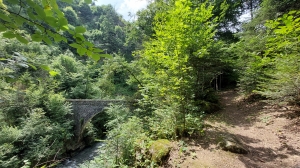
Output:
165,90,300,168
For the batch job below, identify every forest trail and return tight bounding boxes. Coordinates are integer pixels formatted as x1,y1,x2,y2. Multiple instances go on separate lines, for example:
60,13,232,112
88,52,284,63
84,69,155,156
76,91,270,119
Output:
166,90,300,168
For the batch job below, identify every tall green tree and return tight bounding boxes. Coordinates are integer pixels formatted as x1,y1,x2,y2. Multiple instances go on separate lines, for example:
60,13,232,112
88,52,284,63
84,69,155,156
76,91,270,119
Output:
136,0,216,137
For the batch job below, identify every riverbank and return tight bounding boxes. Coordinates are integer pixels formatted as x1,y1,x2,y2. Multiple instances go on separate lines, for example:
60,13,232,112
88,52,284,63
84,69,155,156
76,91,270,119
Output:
56,142,104,168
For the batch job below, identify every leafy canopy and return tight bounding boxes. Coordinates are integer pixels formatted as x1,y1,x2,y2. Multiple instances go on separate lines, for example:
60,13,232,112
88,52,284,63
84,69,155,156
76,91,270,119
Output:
0,0,110,61
136,0,216,137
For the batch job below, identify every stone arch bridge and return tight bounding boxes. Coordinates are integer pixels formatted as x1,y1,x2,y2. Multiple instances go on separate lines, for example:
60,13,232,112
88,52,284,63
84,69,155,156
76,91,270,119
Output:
66,99,132,142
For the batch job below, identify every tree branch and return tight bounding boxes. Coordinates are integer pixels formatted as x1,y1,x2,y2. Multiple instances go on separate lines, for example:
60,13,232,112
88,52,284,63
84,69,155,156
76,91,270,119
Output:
0,6,64,38
118,61,144,87
17,0,22,15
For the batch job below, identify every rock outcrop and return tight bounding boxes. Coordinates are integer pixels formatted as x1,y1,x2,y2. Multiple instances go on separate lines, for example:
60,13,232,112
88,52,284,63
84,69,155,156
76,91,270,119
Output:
149,139,172,164
218,134,248,154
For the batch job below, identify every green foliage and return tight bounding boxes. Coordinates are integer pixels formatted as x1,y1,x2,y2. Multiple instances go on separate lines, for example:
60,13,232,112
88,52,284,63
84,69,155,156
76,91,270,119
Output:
81,121,98,145
136,0,216,136
185,113,205,136
257,11,300,102
6,0,298,167
51,55,102,98
82,105,149,167
0,1,147,167
234,0,300,104
0,126,21,167
0,73,73,167
63,6,79,26
212,0,244,42
231,0,272,94
0,0,107,60
148,105,178,139
97,54,136,98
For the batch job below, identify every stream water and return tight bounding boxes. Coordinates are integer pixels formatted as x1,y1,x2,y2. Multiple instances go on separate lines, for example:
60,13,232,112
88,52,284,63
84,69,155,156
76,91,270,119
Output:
56,142,104,168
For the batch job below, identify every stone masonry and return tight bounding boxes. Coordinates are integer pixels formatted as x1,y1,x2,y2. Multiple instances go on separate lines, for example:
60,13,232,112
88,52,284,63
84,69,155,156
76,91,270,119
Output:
66,99,128,142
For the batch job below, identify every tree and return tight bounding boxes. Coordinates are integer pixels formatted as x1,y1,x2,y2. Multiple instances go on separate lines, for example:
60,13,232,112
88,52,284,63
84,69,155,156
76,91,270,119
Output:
232,0,300,95
243,0,262,20
257,11,300,102
136,0,216,137
63,6,79,26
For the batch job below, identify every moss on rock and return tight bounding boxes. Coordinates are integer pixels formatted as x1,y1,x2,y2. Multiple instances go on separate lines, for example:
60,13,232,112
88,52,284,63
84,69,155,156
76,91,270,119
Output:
149,139,172,164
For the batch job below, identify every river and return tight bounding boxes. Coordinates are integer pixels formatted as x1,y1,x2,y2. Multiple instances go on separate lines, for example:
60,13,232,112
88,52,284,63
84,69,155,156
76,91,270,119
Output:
56,142,104,168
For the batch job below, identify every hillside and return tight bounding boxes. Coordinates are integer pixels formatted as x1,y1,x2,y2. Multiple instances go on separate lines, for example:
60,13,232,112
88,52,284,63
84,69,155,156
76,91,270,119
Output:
166,90,300,168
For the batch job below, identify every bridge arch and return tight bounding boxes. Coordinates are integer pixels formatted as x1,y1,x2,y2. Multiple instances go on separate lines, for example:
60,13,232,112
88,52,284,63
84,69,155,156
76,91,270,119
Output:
67,99,127,142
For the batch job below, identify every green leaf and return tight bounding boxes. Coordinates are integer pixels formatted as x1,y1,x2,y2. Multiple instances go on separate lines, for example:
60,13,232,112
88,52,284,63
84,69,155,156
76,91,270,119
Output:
58,18,68,26
28,64,37,70
52,34,66,42
44,7,53,16
86,50,92,56
16,34,29,44
46,30,56,38
42,36,52,45
75,37,83,43
84,41,93,47
36,25,45,31
45,16,58,26
42,0,48,7
74,34,85,43
49,70,58,76
84,0,92,4
61,25,69,31
40,65,51,71
0,24,7,32
33,4,46,19
27,10,36,20
49,0,59,10
13,16,26,26
2,31,16,38
69,43,82,49
288,11,296,15
0,12,11,22
75,26,86,33
26,0,35,7
54,9,64,18
31,33,43,42
67,29,74,34
99,54,113,59
93,48,103,53
90,53,101,61
77,47,87,56
61,36,67,42
7,0,19,4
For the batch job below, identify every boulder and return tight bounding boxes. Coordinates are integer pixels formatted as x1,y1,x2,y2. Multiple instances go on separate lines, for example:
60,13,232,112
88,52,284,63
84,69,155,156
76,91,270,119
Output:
218,134,248,154
149,139,172,164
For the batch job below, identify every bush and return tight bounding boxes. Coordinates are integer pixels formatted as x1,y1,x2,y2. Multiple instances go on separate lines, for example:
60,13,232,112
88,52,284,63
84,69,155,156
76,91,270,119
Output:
0,84,73,167
81,105,150,167
148,105,178,139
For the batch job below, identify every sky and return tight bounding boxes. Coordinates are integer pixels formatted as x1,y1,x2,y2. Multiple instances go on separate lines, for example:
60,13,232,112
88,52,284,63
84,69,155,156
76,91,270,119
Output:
95,0,149,21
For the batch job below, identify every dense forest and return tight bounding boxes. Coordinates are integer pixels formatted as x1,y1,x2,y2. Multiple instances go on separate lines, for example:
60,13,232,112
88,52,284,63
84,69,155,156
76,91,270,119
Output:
0,0,299,167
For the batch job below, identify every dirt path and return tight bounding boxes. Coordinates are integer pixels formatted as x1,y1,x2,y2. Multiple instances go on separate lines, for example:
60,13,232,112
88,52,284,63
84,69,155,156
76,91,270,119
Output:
166,90,300,168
